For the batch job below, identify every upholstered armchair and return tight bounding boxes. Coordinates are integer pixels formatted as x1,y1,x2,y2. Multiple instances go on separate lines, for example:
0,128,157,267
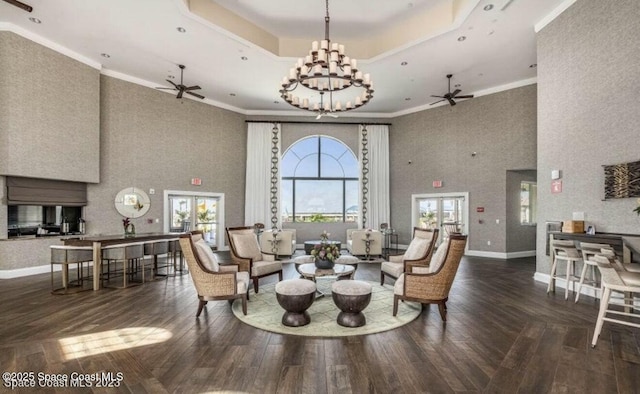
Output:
180,231,249,316
346,229,383,257
226,226,283,293
393,234,467,321
259,229,297,256
380,227,439,285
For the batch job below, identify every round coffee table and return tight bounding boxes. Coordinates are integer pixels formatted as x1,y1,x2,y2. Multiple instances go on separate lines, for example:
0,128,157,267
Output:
297,263,355,298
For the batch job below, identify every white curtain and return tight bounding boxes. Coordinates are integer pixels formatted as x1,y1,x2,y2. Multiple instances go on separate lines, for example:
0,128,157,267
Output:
245,123,281,227
358,124,390,230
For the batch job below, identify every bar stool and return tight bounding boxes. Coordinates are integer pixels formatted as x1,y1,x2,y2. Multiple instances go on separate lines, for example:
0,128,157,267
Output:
547,240,582,300
50,245,93,294
168,238,187,275
144,240,170,279
575,242,613,303
591,255,640,347
101,242,145,288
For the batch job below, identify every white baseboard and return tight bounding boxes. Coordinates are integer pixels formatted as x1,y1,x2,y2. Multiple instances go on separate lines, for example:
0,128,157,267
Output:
533,272,601,299
0,263,95,279
465,250,536,259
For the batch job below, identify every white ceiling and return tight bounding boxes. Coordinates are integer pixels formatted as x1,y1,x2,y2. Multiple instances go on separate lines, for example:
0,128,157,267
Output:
0,0,566,117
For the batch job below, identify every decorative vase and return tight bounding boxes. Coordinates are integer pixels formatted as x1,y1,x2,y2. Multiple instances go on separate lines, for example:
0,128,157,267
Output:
315,258,334,270
124,223,136,237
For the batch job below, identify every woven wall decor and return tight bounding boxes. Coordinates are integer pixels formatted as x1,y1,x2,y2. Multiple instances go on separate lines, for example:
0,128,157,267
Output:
603,159,640,199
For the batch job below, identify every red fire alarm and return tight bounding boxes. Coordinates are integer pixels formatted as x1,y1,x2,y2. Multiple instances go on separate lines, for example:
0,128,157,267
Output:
432,180,443,188
191,178,202,186
476,207,485,213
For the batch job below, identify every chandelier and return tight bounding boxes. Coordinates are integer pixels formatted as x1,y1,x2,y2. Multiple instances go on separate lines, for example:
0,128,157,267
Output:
279,0,374,117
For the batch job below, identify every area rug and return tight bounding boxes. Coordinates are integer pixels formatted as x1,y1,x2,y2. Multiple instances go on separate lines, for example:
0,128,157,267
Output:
231,280,421,337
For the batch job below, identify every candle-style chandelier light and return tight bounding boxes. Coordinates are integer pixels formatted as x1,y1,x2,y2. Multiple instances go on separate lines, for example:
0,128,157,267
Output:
279,0,374,118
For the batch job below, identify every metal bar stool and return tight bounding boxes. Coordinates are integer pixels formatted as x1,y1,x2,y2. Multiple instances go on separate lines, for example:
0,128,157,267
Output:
101,242,146,288
144,240,170,279
50,245,93,294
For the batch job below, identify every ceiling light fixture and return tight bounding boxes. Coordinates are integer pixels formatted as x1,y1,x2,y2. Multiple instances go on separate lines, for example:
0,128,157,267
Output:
100,53,110,58
401,61,408,66
279,0,373,116
529,63,537,68
457,36,466,42
28,16,41,24
484,4,494,11
176,27,186,33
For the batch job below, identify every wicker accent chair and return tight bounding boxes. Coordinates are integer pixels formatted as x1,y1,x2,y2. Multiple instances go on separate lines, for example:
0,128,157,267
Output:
226,226,283,293
393,234,467,321
380,227,439,285
180,231,249,316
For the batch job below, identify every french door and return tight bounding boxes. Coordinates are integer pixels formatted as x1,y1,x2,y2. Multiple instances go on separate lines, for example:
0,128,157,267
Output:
411,192,468,245
164,191,225,250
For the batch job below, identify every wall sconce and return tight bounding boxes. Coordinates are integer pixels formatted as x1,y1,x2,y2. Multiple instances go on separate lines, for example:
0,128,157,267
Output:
551,170,561,180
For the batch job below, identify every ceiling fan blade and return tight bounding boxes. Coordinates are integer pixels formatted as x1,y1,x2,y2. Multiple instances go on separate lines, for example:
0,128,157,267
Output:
185,85,201,91
429,99,445,105
176,90,184,99
156,87,177,90
430,95,445,98
447,98,457,106
456,94,474,99
186,91,205,99
450,89,461,97
165,80,179,89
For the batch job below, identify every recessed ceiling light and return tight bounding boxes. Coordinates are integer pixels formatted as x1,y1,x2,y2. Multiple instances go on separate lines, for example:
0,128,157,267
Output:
457,36,466,42
176,27,186,33
100,53,110,58
29,17,41,24
404,98,411,101
400,61,408,66
273,100,279,104
529,63,537,68
168,75,175,79
241,56,248,61
229,93,236,97
454,84,461,88
484,4,494,11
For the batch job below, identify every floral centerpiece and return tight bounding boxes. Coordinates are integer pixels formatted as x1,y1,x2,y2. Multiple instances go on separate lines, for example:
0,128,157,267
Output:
311,242,340,269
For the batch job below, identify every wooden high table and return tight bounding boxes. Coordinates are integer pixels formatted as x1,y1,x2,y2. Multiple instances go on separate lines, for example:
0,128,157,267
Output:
63,232,182,291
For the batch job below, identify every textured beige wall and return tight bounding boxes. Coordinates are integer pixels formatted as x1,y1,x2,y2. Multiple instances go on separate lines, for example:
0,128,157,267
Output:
390,85,537,250
0,32,100,183
86,75,246,236
536,0,640,274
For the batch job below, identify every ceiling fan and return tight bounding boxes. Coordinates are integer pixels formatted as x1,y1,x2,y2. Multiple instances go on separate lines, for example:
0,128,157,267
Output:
429,74,474,106
156,64,204,99
315,92,339,120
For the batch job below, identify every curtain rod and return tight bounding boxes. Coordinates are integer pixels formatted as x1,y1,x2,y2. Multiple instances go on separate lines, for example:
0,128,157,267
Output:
245,120,392,126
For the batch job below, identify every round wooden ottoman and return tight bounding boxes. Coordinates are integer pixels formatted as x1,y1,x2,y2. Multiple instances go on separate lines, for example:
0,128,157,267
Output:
331,280,372,327
275,279,317,327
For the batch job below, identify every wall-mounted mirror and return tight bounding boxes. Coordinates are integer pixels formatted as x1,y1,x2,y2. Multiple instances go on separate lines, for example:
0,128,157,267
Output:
115,187,150,218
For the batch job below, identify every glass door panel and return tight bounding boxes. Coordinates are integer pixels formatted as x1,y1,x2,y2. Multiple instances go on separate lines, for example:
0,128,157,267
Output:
196,197,218,245
414,194,467,245
167,192,223,249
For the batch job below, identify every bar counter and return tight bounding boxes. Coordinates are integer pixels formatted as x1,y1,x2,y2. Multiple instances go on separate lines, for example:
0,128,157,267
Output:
63,232,182,290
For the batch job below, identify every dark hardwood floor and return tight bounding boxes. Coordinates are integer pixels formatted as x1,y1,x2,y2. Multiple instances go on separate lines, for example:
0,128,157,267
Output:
0,254,638,393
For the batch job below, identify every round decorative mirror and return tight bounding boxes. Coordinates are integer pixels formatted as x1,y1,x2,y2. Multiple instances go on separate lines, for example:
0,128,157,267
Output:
114,187,150,218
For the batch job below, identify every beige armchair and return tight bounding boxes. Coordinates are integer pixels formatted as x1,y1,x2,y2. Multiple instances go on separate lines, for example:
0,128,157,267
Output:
260,229,297,256
227,226,283,293
346,229,383,257
380,227,439,285
180,231,249,316
393,234,467,321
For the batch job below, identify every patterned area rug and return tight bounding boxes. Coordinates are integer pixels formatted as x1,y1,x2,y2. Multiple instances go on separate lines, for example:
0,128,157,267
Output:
231,280,421,337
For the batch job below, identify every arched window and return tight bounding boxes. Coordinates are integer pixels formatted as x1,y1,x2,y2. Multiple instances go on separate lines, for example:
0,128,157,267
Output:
281,136,358,222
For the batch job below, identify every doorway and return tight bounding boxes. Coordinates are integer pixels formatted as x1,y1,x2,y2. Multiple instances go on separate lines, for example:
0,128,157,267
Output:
411,192,469,245
164,190,225,250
